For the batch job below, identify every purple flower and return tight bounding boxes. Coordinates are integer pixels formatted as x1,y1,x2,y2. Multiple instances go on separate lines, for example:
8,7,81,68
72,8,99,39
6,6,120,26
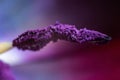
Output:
0,61,15,80
13,22,111,51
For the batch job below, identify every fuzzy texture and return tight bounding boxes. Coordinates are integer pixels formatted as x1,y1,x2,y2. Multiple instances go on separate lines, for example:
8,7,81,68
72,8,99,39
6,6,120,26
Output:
13,22,111,51
0,61,15,80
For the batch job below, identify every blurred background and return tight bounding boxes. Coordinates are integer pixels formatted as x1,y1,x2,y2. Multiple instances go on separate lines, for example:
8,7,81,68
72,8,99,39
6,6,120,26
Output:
0,0,120,80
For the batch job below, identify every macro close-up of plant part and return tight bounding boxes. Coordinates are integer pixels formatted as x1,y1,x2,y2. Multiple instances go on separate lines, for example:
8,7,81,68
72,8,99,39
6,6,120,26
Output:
0,0,119,80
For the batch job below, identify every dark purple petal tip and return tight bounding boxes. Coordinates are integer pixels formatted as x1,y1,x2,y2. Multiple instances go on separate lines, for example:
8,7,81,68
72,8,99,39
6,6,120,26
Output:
0,61,15,80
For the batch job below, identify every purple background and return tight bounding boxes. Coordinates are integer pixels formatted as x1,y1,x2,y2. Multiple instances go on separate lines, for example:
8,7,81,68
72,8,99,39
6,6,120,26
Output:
0,0,120,80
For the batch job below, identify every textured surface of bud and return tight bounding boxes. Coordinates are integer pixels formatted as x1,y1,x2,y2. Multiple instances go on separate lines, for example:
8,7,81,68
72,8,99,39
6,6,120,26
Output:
13,22,111,51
